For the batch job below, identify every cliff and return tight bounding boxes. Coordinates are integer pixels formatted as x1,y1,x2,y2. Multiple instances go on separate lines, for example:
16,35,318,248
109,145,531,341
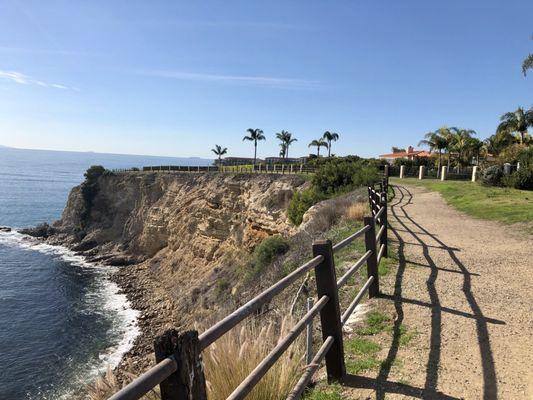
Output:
44,171,310,374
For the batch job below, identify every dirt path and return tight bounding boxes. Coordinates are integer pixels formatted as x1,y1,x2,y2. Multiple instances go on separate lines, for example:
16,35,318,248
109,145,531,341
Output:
343,184,532,399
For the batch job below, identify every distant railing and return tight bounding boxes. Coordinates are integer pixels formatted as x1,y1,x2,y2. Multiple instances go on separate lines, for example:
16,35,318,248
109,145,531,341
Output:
107,176,390,400
111,164,318,175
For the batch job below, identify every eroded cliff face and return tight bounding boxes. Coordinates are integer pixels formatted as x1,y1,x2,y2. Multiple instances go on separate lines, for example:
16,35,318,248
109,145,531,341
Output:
54,172,306,256
47,172,309,373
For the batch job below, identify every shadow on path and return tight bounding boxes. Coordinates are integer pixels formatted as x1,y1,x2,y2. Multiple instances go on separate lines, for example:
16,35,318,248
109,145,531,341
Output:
342,184,499,400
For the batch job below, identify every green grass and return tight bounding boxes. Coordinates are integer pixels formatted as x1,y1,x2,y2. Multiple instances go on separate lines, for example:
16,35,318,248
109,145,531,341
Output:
304,384,343,400
345,337,381,355
391,178,533,225
346,357,381,374
357,311,391,335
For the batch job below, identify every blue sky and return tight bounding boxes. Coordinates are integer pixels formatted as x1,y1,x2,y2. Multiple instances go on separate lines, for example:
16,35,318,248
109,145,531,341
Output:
0,1,531,159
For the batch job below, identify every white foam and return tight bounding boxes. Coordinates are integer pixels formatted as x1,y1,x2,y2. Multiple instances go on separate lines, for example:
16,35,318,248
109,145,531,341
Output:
0,230,141,396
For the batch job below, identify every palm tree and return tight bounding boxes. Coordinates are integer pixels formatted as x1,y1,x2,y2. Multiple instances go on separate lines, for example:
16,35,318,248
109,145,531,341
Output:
275,130,297,158
242,128,266,165
449,128,476,167
211,144,228,164
418,130,448,174
322,131,339,157
308,138,328,157
279,142,287,158
523,54,533,76
497,107,533,145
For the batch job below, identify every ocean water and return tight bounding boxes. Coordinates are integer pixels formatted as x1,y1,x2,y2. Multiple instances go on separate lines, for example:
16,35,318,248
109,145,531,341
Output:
0,147,212,399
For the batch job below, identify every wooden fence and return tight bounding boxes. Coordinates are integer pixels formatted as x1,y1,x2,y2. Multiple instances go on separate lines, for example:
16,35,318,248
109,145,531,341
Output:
111,164,318,175
108,177,390,400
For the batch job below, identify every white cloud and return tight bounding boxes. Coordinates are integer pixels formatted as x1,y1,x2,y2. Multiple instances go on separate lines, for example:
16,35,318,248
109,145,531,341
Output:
137,69,322,90
0,70,75,90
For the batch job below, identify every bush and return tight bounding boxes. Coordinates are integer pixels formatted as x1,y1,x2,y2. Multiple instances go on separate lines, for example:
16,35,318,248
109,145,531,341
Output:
81,165,108,225
481,165,503,186
251,235,290,271
512,167,533,190
312,159,380,194
287,188,326,225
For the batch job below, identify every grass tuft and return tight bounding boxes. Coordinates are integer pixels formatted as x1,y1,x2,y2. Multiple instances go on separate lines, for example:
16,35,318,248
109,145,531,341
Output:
357,311,391,335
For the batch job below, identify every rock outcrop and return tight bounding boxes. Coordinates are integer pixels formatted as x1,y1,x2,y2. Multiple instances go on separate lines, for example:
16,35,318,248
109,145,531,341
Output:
45,171,309,374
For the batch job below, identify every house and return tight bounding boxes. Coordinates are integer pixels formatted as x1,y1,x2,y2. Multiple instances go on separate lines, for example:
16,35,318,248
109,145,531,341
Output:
217,157,263,166
378,146,432,164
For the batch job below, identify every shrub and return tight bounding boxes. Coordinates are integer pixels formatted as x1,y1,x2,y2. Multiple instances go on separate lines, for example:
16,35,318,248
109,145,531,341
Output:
481,165,503,186
312,160,380,194
287,188,326,225
81,165,108,225
252,235,289,270
512,167,533,190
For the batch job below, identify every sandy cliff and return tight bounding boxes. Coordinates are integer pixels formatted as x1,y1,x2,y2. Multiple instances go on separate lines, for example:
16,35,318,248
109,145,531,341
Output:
43,171,309,374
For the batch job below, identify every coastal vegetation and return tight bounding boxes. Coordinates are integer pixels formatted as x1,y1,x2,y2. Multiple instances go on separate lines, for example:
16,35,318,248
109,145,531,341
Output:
308,138,328,157
288,157,383,225
80,165,109,226
322,131,339,157
211,145,228,163
276,130,297,159
243,128,266,165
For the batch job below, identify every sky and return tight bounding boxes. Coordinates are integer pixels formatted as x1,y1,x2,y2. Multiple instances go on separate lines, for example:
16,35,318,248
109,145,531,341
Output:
0,1,531,159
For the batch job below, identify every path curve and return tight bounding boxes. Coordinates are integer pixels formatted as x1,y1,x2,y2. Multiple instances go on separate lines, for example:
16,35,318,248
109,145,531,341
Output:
348,184,532,399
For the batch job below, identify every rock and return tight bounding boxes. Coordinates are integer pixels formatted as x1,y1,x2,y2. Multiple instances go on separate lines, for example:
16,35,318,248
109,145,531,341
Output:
0,226,11,232
19,222,55,238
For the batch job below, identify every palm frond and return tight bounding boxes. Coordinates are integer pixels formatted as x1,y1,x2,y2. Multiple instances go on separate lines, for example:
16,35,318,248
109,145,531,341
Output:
522,54,533,76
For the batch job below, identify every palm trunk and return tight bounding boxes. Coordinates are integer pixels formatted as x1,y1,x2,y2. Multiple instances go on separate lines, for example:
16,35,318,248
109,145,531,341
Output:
317,147,320,157
254,141,257,165
520,130,525,145
328,141,331,157
438,150,442,177
286,144,289,159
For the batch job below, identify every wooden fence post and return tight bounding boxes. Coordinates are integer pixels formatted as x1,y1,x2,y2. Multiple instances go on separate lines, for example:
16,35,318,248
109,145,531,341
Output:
312,240,346,382
384,164,389,178
380,191,388,258
154,329,207,400
363,217,380,297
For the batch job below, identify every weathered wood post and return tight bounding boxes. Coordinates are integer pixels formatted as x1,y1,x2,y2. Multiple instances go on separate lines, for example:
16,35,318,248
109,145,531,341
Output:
154,330,207,400
440,166,447,181
418,165,425,180
282,164,285,174
380,191,388,258
312,239,346,382
290,164,294,174
273,164,277,173
384,164,389,178
363,216,380,297
305,297,314,365
399,165,405,179
471,166,478,182
300,163,303,173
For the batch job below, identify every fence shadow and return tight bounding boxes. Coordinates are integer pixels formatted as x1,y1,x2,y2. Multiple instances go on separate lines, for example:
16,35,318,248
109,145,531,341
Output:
342,184,499,400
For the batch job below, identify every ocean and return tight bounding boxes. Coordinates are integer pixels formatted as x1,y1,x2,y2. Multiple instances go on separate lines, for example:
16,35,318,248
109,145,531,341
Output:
0,146,211,399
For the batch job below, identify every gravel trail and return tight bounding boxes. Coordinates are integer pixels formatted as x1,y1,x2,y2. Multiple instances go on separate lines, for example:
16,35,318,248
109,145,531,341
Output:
344,184,532,399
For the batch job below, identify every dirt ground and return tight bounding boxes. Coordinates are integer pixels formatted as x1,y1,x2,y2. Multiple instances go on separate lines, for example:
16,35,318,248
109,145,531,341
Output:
342,184,533,400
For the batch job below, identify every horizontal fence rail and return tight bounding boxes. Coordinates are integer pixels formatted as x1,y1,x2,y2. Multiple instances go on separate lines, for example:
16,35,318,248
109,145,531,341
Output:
107,176,390,400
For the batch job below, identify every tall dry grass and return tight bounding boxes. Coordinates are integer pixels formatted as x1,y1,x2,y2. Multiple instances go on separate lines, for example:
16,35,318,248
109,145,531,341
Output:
86,317,304,400
344,201,368,221
203,317,304,400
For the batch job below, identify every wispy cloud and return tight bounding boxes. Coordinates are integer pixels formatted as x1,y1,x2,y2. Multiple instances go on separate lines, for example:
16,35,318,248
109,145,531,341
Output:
0,70,75,90
137,69,322,90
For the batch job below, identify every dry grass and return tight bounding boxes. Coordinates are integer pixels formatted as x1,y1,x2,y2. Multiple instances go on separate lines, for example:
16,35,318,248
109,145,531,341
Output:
344,202,368,221
203,316,304,400
86,317,304,400
86,367,160,400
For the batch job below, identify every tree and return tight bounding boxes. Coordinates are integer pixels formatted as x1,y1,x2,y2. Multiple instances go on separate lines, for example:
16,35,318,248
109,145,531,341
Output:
279,142,287,158
242,128,266,165
275,130,297,158
322,131,339,157
449,128,477,167
497,107,533,145
523,54,533,76
211,144,228,164
308,138,328,157
418,130,448,173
